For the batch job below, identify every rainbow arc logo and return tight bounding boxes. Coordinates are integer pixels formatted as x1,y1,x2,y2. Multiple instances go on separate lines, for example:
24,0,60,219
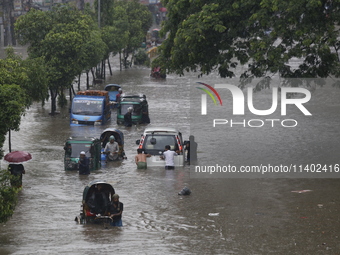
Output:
196,82,222,115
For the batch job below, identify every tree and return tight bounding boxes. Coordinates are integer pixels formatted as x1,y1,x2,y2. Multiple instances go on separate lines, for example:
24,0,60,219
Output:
101,4,130,57
0,48,48,159
0,48,48,223
0,170,20,223
113,0,153,68
15,5,106,114
156,0,340,87
81,29,107,89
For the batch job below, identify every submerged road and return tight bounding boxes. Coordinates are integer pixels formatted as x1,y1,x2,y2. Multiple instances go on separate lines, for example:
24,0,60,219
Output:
1,52,340,254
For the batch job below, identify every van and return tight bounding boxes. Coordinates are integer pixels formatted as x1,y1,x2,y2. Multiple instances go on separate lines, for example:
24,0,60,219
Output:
70,90,111,126
136,127,185,167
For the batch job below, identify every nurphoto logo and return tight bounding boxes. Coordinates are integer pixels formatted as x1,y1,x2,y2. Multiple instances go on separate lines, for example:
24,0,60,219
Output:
196,83,312,128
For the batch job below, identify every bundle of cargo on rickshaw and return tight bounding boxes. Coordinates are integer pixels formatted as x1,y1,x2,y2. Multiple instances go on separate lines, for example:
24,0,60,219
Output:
77,90,109,98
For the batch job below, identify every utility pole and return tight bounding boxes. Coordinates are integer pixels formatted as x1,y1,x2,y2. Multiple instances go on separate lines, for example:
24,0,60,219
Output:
96,0,102,79
98,0,100,28
3,0,13,46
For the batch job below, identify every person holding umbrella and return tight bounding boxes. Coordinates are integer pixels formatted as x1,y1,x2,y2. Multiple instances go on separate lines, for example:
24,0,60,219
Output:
4,150,32,188
8,164,25,187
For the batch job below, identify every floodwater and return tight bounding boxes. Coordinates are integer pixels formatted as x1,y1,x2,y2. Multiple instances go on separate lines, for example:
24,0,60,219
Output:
1,56,340,255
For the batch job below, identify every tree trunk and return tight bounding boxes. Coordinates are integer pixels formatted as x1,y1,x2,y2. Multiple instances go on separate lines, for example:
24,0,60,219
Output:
123,49,128,68
69,87,72,103
8,129,11,153
108,57,112,76
71,84,76,95
91,67,95,84
50,88,58,115
119,52,122,71
86,70,90,88
103,59,106,80
130,49,134,67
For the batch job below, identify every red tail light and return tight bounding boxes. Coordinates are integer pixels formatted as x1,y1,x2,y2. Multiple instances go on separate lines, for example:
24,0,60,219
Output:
139,136,145,149
176,136,182,152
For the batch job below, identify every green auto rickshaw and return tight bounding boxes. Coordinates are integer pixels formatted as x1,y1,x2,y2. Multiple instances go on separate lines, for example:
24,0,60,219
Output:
63,137,101,171
117,94,149,125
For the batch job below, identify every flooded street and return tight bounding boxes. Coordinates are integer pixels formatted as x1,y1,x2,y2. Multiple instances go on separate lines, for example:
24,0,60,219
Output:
1,56,340,254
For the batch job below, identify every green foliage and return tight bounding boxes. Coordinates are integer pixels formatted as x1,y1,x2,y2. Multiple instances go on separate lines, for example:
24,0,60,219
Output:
94,0,115,27
21,57,49,106
113,0,153,67
15,9,53,58
101,23,129,57
0,169,20,223
0,48,38,159
134,48,149,65
158,0,340,83
15,4,106,114
0,83,26,159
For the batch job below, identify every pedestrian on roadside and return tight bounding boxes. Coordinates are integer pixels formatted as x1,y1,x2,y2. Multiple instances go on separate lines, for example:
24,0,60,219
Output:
8,163,25,187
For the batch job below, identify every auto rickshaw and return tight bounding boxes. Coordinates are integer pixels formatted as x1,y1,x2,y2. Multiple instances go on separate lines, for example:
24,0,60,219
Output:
104,84,121,108
75,180,115,225
151,28,165,45
63,137,101,171
150,66,166,79
117,94,149,125
100,128,126,161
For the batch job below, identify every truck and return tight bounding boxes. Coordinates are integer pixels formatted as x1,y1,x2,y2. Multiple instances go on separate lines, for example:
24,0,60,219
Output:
70,90,111,126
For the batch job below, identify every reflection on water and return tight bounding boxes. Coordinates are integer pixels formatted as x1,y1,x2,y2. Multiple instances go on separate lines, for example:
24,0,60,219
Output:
1,58,340,254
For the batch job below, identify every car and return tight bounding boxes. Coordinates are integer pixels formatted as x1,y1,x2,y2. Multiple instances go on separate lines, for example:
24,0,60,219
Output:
135,127,185,167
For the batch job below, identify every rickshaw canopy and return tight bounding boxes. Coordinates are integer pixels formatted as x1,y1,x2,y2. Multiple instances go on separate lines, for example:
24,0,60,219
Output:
82,180,115,202
100,128,124,147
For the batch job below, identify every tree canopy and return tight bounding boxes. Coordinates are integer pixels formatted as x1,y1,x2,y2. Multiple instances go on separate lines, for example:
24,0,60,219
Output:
156,0,340,83
0,48,48,159
0,48,48,223
113,0,153,67
15,5,107,114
